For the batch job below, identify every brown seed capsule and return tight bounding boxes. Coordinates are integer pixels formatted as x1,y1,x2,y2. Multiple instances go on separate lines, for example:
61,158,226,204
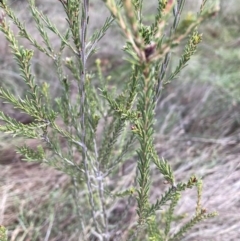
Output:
144,43,156,60
201,208,207,214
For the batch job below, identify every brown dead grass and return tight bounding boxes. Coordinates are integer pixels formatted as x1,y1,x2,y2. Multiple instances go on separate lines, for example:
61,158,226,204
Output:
151,82,240,241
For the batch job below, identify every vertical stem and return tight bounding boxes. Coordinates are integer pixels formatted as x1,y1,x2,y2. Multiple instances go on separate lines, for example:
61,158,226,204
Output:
136,65,156,225
79,1,108,238
79,0,101,236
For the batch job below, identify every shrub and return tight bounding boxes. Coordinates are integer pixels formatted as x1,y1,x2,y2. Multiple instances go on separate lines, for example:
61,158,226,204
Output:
0,0,218,240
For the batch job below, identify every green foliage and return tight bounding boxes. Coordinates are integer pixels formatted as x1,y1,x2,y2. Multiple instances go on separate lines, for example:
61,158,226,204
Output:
0,0,219,240
0,226,7,241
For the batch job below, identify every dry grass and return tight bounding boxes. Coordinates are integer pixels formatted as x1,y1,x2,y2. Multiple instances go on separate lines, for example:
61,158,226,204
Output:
152,81,240,241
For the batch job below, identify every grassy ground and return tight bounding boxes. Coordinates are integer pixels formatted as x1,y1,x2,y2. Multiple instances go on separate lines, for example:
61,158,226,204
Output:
1,0,240,240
